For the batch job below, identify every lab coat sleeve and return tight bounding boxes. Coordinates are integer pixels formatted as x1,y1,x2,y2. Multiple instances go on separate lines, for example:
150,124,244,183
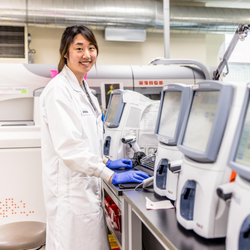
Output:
43,84,114,182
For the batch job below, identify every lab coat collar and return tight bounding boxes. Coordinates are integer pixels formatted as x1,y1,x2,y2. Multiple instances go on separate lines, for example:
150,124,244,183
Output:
61,65,82,92
61,65,101,116
82,79,102,116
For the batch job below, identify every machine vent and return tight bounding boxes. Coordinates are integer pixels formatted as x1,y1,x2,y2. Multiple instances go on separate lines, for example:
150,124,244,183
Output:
0,26,25,58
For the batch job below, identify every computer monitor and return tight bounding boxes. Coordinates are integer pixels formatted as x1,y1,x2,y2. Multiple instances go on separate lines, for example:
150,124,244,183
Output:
229,85,250,180
105,90,125,128
154,84,191,145
178,81,233,163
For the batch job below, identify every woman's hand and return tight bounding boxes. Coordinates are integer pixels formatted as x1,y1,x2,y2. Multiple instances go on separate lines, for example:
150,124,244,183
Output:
106,159,133,170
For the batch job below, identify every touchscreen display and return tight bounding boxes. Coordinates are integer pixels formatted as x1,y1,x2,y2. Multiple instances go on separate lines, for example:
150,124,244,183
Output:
106,94,121,123
182,91,220,152
235,100,250,167
158,91,182,138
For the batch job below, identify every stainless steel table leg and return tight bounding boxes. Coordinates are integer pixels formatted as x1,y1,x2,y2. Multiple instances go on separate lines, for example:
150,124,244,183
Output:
127,203,142,250
122,197,129,250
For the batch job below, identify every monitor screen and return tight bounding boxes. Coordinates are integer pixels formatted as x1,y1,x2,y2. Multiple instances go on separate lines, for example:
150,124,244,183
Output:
235,100,250,167
158,91,182,138
182,91,220,153
106,94,121,123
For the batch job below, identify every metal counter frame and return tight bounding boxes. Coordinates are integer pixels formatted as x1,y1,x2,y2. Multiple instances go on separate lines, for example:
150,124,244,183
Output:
103,181,225,250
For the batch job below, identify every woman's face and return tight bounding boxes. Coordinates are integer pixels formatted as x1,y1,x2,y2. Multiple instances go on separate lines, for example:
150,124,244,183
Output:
65,33,97,83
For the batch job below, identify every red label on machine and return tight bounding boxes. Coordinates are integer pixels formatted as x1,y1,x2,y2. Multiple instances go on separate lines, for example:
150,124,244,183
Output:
159,81,163,85
149,81,153,85
139,81,143,85
144,81,148,85
154,81,158,85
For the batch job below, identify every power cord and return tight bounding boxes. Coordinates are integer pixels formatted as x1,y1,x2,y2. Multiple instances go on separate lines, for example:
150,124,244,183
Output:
28,33,36,54
134,183,143,191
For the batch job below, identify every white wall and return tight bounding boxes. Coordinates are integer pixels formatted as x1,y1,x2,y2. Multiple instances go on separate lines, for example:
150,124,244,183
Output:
28,26,224,67
28,26,64,65
206,34,225,66
94,31,165,65
170,33,207,63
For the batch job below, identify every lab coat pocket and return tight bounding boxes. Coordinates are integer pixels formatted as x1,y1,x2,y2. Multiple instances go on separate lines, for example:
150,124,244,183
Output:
69,177,101,215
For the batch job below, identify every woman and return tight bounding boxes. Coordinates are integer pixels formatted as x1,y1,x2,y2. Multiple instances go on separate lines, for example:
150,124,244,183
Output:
40,25,149,250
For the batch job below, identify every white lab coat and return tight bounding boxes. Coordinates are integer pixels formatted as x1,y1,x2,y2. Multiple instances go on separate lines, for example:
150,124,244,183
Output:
40,65,113,250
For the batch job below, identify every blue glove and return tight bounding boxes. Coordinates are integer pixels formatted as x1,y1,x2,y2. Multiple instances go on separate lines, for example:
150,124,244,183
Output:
112,171,150,185
106,159,133,170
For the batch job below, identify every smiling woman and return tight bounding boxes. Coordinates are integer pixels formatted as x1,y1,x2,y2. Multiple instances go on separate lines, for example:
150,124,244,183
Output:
39,25,149,250
58,25,99,79
66,34,97,84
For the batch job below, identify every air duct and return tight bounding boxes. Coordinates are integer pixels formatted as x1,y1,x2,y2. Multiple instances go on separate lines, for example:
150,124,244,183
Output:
0,0,163,32
170,6,250,33
0,1,250,33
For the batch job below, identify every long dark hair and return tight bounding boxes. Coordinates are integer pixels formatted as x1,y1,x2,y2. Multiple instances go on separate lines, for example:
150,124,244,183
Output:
58,25,99,73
